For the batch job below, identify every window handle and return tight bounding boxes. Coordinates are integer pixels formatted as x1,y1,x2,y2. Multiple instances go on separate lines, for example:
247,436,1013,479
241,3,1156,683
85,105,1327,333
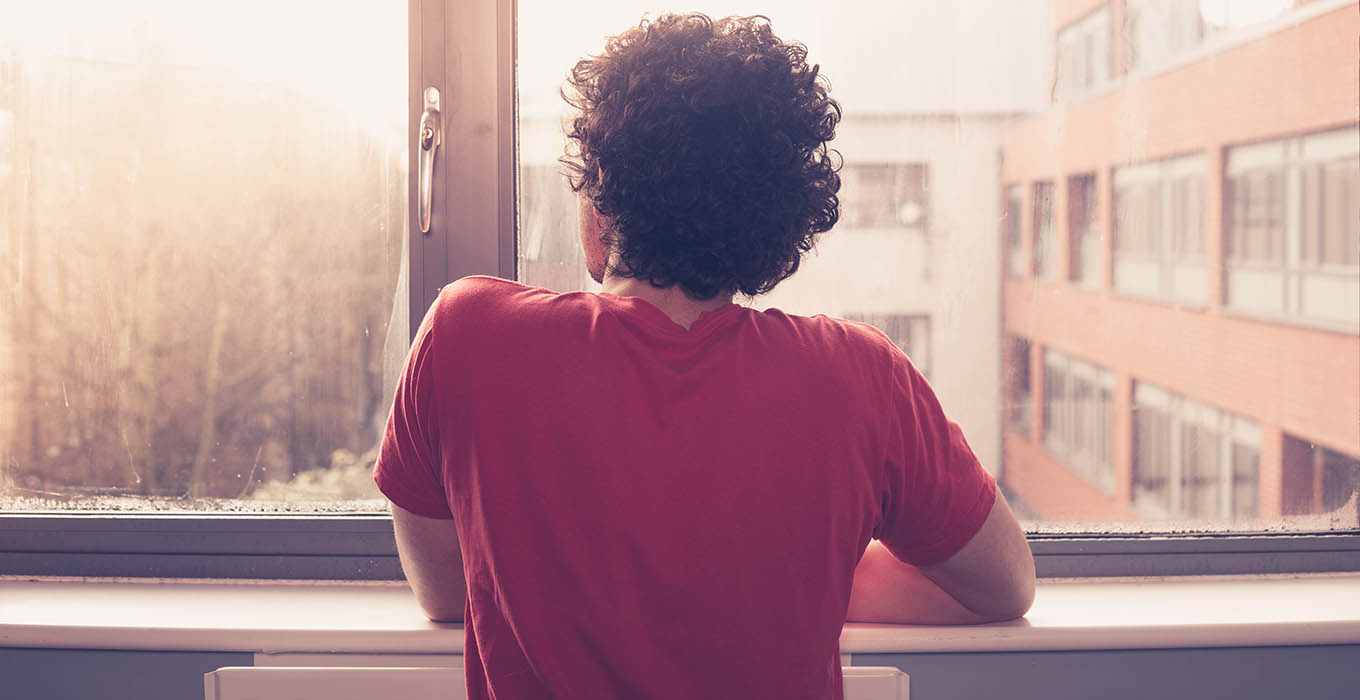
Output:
418,86,442,234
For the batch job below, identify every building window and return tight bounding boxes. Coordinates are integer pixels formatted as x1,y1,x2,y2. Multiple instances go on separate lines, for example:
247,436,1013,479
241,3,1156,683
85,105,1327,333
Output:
1042,350,1114,492
839,164,929,230
1006,336,1032,437
1132,382,1261,520
1031,181,1055,280
844,314,931,380
1224,127,1360,327
1300,150,1360,268
1281,436,1360,516
1067,173,1099,287
1005,184,1025,279
1112,154,1206,306
1124,0,1206,74
1199,0,1294,34
1054,7,1110,102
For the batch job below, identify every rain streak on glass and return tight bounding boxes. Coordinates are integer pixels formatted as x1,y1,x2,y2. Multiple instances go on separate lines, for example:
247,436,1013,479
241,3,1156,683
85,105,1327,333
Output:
0,1,408,511
516,0,1360,533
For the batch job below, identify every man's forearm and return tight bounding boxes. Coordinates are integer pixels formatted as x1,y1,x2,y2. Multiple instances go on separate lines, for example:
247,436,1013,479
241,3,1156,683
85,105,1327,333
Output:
845,540,993,625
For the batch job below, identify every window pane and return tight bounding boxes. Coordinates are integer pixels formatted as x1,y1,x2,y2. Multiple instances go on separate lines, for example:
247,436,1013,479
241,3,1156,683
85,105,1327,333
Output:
0,2,408,511
515,1,1359,534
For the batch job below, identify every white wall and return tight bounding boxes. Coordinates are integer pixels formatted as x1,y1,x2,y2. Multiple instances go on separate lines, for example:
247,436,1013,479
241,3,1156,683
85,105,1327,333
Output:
759,114,1013,472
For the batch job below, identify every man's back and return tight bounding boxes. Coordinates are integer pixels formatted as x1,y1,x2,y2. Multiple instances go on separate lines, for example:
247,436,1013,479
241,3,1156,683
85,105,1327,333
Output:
375,275,996,699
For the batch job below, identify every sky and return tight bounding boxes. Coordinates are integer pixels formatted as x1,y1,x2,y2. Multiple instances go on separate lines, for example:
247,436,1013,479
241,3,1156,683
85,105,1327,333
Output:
0,0,1304,125
2,1,1049,130
517,0,1049,117
0,1,407,134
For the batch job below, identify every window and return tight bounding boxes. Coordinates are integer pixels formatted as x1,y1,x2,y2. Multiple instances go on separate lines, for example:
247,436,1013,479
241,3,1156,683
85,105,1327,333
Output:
1031,181,1055,280
1301,146,1360,268
1224,128,1360,326
1005,184,1025,279
839,164,929,230
1124,0,1205,74
1067,173,1099,286
843,314,931,380
1112,154,1207,305
1042,350,1114,492
1282,436,1360,517
1054,8,1110,102
1199,0,1294,33
1006,337,1033,437
0,1,408,510
1132,382,1260,521
4,0,1356,580
1125,1,1303,76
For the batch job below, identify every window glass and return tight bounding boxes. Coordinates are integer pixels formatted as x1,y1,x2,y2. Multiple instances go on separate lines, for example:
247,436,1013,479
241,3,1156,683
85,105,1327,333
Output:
1005,184,1025,279
1112,154,1206,305
515,0,1358,534
1006,336,1033,436
1067,173,1099,286
1042,349,1115,493
0,2,407,511
1133,382,1261,521
1054,7,1110,102
1225,128,1360,325
840,164,930,230
1031,180,1055,280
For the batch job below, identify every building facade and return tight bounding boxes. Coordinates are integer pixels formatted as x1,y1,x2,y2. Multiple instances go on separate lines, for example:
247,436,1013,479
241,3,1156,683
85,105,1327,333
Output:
1000,0,1359,525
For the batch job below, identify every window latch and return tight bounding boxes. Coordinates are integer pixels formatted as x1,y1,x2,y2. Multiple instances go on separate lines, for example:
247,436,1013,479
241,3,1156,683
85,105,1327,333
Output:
418,86,442,235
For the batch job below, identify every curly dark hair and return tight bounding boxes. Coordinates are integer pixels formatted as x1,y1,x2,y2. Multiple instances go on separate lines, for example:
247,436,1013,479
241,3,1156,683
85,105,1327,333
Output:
562,12,841,300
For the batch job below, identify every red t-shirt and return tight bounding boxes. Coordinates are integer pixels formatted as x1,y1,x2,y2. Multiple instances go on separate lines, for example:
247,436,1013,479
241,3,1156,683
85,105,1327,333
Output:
375,276,995,700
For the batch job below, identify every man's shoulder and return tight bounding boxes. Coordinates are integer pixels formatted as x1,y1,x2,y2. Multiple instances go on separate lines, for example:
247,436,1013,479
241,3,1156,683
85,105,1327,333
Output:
433,276,550,320
438,275,529,305
430,276,592,345
758,307,900,357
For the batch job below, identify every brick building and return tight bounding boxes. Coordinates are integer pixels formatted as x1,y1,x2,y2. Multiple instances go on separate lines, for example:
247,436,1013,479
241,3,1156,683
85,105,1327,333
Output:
1000,0,1359,525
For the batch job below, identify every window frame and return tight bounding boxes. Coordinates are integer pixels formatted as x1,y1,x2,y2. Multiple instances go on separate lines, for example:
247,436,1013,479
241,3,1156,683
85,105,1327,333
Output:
2,0,1356,583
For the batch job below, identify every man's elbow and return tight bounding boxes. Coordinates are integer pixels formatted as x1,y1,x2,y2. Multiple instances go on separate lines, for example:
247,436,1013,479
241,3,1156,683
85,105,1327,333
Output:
413,589,466,623
971,572,1036,622
420,603,464,623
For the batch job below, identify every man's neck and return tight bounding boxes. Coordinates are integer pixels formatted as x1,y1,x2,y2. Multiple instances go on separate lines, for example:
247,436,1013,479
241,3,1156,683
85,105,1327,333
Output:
602,276,734,331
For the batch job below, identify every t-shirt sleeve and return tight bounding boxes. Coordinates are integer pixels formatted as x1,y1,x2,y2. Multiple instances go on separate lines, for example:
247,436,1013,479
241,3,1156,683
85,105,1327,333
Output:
874,348,997,567
373,297,454,520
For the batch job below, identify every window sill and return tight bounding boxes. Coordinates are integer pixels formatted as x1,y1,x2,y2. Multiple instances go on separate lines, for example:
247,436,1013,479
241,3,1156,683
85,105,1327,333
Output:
1,574,1357,656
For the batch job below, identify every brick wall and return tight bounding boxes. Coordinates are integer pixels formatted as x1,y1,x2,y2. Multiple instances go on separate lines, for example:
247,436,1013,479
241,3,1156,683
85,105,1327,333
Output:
1000,4,1360,519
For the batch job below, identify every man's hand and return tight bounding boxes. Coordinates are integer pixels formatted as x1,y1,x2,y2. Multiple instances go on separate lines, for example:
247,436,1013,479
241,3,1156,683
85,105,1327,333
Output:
391,502,467,623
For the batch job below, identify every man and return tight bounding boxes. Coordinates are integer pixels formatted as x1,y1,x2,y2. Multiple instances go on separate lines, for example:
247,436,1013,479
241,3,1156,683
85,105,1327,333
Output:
375,12,1034,699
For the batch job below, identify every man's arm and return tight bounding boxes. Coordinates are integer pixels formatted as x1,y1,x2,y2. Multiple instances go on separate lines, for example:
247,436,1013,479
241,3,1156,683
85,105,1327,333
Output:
847,491,1036,624
391,502,467,623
